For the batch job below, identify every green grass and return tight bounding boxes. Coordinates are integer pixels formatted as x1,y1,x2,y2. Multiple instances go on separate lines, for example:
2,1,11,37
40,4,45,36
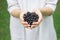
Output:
53,0,60,40
0,0,60,40
0,0,10,40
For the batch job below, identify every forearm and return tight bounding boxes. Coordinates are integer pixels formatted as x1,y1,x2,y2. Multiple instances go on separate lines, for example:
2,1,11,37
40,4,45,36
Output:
39,7,53,16
11,9,21,18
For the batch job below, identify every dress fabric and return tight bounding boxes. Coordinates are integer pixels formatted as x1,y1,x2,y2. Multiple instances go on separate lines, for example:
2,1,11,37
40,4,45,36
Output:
7,0,58,40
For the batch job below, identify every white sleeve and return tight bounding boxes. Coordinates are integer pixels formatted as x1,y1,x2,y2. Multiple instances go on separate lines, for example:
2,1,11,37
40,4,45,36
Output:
7,0,20,13
45,0,58,12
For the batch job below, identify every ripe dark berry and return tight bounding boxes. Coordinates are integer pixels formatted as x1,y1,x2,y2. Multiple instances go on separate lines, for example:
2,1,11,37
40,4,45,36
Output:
23,12,39,27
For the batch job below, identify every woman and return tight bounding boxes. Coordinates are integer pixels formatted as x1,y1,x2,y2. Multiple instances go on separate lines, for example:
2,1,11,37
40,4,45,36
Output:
7,0,58,40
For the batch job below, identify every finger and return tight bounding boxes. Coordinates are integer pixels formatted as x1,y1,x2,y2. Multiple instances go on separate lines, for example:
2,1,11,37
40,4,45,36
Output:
28,27,31,29
32,22,39,25
21,22,28,25
24,25,30,28
31,25,37,28
32,18,43,25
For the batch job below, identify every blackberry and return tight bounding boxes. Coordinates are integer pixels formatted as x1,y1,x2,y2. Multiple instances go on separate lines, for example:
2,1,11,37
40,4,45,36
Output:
23,12,39,27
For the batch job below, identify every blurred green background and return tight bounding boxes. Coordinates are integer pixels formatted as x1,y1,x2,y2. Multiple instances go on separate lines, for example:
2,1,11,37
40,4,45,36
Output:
0,0,60,40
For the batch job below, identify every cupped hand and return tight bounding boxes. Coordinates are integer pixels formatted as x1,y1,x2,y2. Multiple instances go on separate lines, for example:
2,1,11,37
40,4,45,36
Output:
20,10,30,28
31,9,43,29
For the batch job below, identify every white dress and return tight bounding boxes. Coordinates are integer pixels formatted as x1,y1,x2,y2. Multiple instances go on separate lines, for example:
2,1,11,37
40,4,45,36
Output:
7,0,58,40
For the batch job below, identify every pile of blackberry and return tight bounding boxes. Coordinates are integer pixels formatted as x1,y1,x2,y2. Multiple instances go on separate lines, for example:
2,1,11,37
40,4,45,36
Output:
23,12,39,27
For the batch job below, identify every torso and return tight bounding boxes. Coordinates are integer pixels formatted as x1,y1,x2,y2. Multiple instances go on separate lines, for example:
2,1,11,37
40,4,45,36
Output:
17,0,46,11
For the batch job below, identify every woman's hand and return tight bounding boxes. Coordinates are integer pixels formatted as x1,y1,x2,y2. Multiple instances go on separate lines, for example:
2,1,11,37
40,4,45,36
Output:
20,10,30,28
20,9,43,29
31,9,43,29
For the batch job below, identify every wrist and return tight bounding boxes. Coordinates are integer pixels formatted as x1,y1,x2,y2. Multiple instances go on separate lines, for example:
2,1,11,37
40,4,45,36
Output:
38,7,53,16
11,9,21,18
